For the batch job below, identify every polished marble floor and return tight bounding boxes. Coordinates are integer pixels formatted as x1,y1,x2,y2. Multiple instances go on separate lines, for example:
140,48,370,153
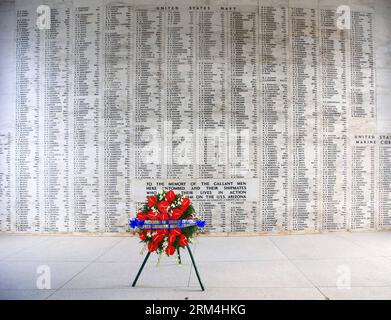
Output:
1,231,391,299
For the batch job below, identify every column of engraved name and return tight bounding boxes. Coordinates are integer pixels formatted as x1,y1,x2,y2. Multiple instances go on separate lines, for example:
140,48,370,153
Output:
41,6,70,231
102,4,132,231
134,7,164,180
227,7,259,232
349,11,376,229
289,7,319,231
319,9,348,230
259,3,288,231
15,8,40,231
195,7,227,232
379,135,391,227
350,11,375,119
0,134,10,231
72,5,100,232
351,135,375,229
165,8,195,178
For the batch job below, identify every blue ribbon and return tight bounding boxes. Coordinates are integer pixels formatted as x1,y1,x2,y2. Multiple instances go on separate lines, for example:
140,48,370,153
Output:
196,220,206,228
129,218,145,229
129,218,206,230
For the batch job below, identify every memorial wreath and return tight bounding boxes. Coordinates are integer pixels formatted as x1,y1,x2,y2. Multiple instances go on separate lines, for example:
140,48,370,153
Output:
129,189,205,262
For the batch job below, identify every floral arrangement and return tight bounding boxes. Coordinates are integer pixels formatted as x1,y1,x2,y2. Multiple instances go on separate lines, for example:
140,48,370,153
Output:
129,189,205,261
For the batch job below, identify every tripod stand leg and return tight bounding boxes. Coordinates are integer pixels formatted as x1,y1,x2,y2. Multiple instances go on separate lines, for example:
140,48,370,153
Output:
177,247,181,264
132,251,151,287
187,245,205,291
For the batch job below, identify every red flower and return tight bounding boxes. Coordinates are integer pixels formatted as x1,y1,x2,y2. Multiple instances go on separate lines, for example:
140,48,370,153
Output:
171,228,182,236
170,208,183,220
168,228,181,243
139,232,147,241
168,233,177,244
158,212,169,220
147,210,159,220
165,190,176,203
148,195,158,207
148,241,158,252
152,232,165,244
136,212,146,220
158,201,170,214
166,244,175,256
179,234,188,247
180,197,191,211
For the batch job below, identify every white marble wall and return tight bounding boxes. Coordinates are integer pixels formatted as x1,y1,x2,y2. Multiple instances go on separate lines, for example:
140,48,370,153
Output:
0,0,390,234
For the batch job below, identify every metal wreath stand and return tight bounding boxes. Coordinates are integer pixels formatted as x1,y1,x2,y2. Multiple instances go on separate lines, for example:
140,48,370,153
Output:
130,218,205,291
